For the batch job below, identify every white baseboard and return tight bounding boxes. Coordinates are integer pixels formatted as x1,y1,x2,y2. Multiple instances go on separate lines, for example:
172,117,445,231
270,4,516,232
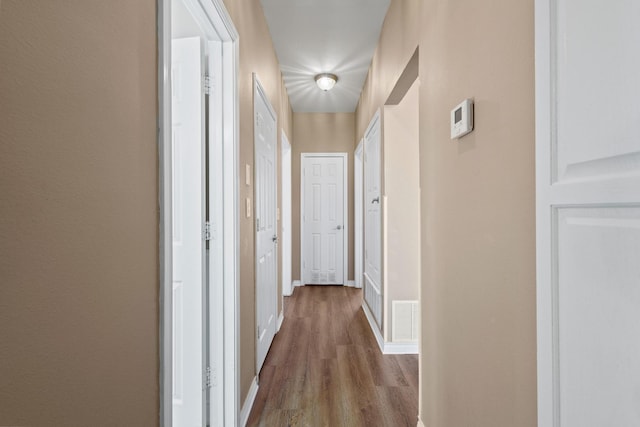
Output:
361,302,418,355
239,376,259,427
277,311,284,332
292,279,301,287
362,301,385,352
417,416,426,427
383,341,419,354
346,280,356,287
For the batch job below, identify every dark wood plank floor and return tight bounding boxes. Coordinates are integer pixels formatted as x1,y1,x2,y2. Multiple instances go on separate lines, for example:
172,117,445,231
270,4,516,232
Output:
247,286,419,427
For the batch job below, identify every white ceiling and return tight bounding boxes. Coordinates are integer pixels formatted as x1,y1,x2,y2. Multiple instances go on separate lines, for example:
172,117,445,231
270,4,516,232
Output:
260,0,390,113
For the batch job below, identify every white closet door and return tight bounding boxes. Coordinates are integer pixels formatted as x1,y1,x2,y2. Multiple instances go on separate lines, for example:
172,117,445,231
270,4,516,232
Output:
364,112,382,326
172,36,205,427
302,155,345,285
536,1,640,425
254,76,278,374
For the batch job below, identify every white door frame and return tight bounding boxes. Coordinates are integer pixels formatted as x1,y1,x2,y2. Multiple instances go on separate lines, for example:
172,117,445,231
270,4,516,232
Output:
281,132,292,296
158,1,239,426
354,139,364,289
300,153,349,286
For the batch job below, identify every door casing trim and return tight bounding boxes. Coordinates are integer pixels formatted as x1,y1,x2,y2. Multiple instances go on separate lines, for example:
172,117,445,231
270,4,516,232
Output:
158,0,240,425
354,139,364,289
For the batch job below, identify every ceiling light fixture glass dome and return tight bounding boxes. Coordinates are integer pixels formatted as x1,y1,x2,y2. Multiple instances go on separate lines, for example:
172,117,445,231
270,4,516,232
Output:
315,73,338,91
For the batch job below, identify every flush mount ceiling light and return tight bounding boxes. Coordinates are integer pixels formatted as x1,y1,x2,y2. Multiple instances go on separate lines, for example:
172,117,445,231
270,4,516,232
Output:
314,73,338,91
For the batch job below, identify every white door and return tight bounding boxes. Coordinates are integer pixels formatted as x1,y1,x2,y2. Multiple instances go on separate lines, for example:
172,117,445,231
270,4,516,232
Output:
536,1,640,426
301,155,346,285
364,112,382,326
354,139,364,289
281,133,293,296
254,76,278,374
172,37,205,427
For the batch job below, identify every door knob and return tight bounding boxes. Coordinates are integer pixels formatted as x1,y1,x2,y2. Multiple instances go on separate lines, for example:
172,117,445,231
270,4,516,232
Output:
272,235,278,243
335,225,342,230
371,197,380,204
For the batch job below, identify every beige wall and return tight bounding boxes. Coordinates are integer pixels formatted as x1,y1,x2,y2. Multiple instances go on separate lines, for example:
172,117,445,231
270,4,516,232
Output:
382,79,420,341
356,0,420,140
292,113,355,282
222,0,293,404
0,0,293,420
0,1,158,425
356,0,537,425
0,0,537,423
418,0,536,424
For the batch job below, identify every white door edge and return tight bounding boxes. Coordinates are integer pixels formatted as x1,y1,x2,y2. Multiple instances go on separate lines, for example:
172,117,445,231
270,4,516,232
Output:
158,1,239,425
300,152,349,286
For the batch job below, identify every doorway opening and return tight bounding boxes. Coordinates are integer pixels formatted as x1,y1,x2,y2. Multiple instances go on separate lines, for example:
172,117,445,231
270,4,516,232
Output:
158,0,239,425
360,48,420,355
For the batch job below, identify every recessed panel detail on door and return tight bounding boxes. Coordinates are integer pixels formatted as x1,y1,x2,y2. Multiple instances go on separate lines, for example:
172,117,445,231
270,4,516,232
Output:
555,207,640,426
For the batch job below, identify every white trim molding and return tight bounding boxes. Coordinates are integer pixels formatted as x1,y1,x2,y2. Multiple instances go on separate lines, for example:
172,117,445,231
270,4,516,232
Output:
362,301,384,351
346,280,356,288
277,311,284,332
292,280,302,288
384,342,419,355
158,0,172,423
354,138,364,291
281,131,293,299
417,417,426,427
240,377,259,427
361,302,418,355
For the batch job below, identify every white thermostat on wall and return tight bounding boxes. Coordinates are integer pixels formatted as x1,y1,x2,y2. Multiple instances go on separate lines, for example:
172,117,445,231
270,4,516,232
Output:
450,98,474,139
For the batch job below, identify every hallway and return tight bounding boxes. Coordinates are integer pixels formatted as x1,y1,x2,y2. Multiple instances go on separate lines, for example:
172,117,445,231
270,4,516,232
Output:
247,286,418,427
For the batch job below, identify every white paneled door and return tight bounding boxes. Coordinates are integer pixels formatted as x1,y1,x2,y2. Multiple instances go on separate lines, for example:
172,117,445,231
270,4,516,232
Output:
364,112,382,327
254,76,278,374
301,154,346,285
536,1,640,426
171,37,205,427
